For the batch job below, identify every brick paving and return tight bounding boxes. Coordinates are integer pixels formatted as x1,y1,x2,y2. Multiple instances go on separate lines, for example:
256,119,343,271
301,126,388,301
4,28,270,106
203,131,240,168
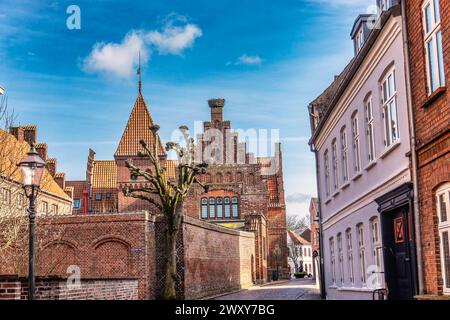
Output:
213,278,321,300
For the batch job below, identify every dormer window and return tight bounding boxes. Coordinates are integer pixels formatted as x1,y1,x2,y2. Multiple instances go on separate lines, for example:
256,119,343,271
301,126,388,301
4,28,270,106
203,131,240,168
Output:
355,27,365,53
379,0,391,12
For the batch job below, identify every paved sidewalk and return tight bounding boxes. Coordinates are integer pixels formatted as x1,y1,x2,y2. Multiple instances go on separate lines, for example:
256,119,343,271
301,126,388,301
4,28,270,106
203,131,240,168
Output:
213,278,320,300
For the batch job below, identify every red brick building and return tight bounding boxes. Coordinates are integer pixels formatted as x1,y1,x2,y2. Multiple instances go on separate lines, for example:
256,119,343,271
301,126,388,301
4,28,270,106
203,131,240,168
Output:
66,85,288,283
405,0,450,296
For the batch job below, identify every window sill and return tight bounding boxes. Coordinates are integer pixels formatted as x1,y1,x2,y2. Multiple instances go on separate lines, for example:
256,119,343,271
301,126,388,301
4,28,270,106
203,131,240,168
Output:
380,141,400,159
341,182,350,190
364,160,377,171
352,172,362,181
324,198,332,205
332,190,340,198
337,286,380,293
421,86,446,108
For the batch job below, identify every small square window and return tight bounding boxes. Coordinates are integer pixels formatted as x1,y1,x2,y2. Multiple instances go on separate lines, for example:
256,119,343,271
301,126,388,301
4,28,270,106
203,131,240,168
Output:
95,193,102,201
73,199,81,209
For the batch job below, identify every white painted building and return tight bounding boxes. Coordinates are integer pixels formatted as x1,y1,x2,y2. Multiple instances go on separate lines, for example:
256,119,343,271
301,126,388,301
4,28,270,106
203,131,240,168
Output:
308,1,419,300
287,229,313,277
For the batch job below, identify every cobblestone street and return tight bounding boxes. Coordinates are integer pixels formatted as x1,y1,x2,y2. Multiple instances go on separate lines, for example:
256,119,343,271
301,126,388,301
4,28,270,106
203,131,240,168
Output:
213,278,321,300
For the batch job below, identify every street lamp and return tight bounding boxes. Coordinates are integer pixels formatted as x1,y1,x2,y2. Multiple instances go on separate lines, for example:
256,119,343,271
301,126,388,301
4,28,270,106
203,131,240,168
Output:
18,143,46,300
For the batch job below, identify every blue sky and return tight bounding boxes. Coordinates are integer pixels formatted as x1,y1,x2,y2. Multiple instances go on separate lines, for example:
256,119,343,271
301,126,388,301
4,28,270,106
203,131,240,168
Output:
0,0,374,217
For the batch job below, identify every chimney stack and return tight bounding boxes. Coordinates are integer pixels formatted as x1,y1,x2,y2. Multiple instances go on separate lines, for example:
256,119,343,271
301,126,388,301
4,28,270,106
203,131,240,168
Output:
208,98,225,123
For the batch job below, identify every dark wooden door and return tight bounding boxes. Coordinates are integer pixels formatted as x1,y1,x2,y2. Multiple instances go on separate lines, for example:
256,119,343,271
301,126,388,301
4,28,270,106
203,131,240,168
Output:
381,207,415,300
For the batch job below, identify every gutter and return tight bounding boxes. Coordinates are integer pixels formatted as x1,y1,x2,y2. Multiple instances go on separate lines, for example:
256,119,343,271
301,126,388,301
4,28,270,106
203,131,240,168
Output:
400,0,424,295
310,141,326,299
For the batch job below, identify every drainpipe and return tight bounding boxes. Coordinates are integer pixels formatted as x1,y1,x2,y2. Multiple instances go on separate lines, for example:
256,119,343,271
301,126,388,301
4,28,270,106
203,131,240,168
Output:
400,0,424,295
310,139,326,299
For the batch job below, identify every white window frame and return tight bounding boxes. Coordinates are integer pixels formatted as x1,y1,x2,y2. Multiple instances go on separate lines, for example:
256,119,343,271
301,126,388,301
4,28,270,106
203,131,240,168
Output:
355,27,364,54
437,183,450,294
379,0,391,12
422,0,445,94
332,139,339,191
365,96,376,163
324,150,330,197
370,217,384,288
337,233,345,285
351,113,361,174
358,224,367,285
381,68,399,148
330,237,336,285
341,127,349,184
346,228,355,285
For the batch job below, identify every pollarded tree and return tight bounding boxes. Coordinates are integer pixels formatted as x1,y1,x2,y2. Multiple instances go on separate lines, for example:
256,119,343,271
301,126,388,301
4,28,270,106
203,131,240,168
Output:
123,124,209,300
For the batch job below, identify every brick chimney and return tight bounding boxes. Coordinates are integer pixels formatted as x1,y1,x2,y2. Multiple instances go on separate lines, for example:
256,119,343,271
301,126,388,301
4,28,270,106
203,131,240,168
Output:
9,127,24,143
86,148,95,184
35,143,48,161
208,98,225,124
54,172,66,190
46,158,57,177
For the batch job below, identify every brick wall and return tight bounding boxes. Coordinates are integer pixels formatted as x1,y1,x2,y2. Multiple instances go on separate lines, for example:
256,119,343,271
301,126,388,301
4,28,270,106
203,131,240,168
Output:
405,0,450,295
181,216,255,299
0,276,138,300
0,212,155,299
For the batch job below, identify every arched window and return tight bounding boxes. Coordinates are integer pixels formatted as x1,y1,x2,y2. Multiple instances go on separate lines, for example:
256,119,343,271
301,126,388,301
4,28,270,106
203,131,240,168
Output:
215,173,223,183
351,112,361,173
332,138,339,191
216,197,223,218
209,197,215,218
437,183,450,294
324,149,330,197
205,173,212,183
329,237,336,285
340,127,349,183
370,216,383,288
337,233,344,285
346,228,355,284
226,172,233,183
232,197,239,218
357,223,366,285
224,197,231,218
201,198,208,219
236,172,243,183
381,67,399,147
423,0,445,94
365,96,376,162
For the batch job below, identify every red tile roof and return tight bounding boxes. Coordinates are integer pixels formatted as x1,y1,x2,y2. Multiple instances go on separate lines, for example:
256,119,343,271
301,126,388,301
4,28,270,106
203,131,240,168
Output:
92,160,117,189
288,230,310,245
115,92,166,157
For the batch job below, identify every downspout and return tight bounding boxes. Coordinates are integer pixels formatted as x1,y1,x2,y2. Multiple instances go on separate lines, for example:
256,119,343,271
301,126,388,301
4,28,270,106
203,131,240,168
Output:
309,136,326,299
400,0,424,295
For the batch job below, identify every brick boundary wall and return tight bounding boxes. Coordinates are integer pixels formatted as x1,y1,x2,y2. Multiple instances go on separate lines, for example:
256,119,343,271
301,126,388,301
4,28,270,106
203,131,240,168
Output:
0,276,138,300
181,215,256,300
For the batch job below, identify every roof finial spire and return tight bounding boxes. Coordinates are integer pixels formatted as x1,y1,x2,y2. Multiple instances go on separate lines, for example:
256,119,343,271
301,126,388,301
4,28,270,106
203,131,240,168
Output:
137,51,142,94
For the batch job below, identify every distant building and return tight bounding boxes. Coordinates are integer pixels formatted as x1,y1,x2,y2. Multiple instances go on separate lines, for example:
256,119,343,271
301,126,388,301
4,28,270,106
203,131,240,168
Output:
308,2,418,299
1,126,72,216
66,82,289,283
287,229,312,276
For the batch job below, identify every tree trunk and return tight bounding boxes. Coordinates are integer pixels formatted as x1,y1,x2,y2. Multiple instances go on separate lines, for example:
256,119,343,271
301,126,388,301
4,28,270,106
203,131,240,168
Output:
162,206,182,300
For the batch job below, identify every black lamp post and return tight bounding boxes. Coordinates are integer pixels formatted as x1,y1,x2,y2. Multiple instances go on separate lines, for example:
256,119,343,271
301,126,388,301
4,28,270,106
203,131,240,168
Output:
18,143,46,300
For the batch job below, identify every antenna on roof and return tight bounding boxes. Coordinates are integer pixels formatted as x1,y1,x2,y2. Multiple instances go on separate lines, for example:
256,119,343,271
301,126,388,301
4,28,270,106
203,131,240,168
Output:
137,51,142,94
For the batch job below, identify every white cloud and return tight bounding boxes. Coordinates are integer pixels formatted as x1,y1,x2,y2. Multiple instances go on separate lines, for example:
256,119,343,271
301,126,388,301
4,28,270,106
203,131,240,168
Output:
82,14,202,79
233,54,263,66
146,23,202,55
83,31,148,79
286,193,313,204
